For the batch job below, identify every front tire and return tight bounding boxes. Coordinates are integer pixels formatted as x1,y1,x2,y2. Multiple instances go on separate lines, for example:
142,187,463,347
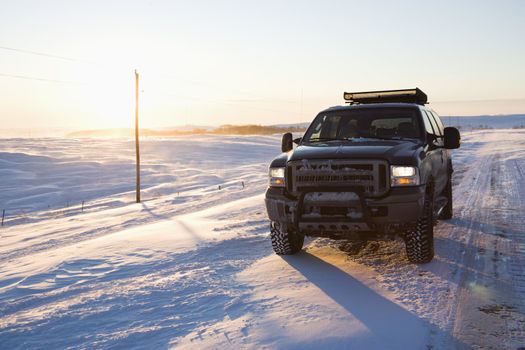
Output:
270,222,304,255
404,189,435,264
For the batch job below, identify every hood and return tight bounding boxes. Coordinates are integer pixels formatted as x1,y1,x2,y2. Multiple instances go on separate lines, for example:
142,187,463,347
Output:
289,140,421,163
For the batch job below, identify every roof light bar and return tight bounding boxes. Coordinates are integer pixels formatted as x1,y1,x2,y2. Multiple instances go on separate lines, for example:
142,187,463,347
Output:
343,88,428,105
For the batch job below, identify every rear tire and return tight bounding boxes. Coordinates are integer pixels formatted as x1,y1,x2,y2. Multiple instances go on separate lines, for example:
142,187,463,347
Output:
405,189,435,263
270,222,304,255
439,174,453,220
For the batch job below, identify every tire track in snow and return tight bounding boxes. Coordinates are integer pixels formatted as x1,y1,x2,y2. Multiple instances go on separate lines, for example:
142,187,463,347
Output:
445,133,525,349
427,150,496,348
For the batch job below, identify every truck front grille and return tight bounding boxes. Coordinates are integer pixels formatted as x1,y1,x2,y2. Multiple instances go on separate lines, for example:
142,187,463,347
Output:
287,159,388,197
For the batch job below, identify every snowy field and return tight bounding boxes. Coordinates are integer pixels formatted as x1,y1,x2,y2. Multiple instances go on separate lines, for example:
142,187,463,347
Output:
1,130,525,349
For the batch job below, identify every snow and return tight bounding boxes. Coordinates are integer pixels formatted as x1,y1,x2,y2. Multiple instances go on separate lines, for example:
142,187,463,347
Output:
303,192,360,202
1,129,525,349
0,135,278,215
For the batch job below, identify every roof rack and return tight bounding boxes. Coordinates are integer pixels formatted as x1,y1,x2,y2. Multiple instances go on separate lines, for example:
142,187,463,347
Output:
343,88,428,105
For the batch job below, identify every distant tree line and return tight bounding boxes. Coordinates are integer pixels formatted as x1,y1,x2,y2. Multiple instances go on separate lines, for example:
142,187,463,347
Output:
213,124,305,135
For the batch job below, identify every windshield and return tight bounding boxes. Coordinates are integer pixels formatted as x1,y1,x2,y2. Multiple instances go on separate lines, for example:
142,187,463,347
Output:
303,107,422,142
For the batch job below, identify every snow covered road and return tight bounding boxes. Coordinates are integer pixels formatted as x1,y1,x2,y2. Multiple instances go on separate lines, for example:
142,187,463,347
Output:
1,130,525,349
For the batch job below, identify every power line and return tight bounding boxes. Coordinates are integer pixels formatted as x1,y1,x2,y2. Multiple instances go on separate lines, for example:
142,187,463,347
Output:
0,72,85,85
0,45,95,64
0,46,306,115
0,45,139,75
152,73,285,102
0,71,299,116
147,89,294,115
0,45,299,104
0,45,133,74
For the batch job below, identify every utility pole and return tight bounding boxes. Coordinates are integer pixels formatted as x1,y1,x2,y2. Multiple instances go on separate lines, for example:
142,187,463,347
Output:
135,69,141,203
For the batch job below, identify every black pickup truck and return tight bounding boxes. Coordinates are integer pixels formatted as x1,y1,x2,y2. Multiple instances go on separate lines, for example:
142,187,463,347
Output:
265,88,460,263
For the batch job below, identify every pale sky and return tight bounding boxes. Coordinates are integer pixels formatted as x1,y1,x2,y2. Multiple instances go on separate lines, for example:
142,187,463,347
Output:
0,0,524,130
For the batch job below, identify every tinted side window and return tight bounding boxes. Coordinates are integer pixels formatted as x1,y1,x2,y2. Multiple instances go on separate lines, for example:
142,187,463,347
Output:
430,111,445,136
425,110,441,137
421,110,436,135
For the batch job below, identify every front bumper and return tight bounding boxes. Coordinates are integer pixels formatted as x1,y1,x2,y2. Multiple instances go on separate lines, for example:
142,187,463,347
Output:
265,186,426,236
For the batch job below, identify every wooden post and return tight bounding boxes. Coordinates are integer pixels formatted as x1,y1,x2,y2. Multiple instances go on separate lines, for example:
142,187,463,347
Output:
135,69,141,203
81,201,84,212
1,209,5,227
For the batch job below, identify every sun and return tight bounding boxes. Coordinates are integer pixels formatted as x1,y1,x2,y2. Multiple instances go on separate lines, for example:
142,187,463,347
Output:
65,65,136,130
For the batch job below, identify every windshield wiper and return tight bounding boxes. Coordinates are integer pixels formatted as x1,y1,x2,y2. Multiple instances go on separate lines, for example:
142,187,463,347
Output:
363,136,419,143
305,137,355,143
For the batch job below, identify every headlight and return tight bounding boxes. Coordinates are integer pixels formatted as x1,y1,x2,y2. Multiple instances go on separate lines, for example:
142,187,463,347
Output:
269,167,285,187
390,166,420,186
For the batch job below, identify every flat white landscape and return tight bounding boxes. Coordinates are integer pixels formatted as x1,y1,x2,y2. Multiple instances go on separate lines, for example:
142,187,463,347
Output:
1,130,525,349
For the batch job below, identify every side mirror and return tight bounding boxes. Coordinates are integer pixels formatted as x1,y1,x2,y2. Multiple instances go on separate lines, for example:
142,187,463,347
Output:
426,132,437,145
281,132,293,152
444,127,461,149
